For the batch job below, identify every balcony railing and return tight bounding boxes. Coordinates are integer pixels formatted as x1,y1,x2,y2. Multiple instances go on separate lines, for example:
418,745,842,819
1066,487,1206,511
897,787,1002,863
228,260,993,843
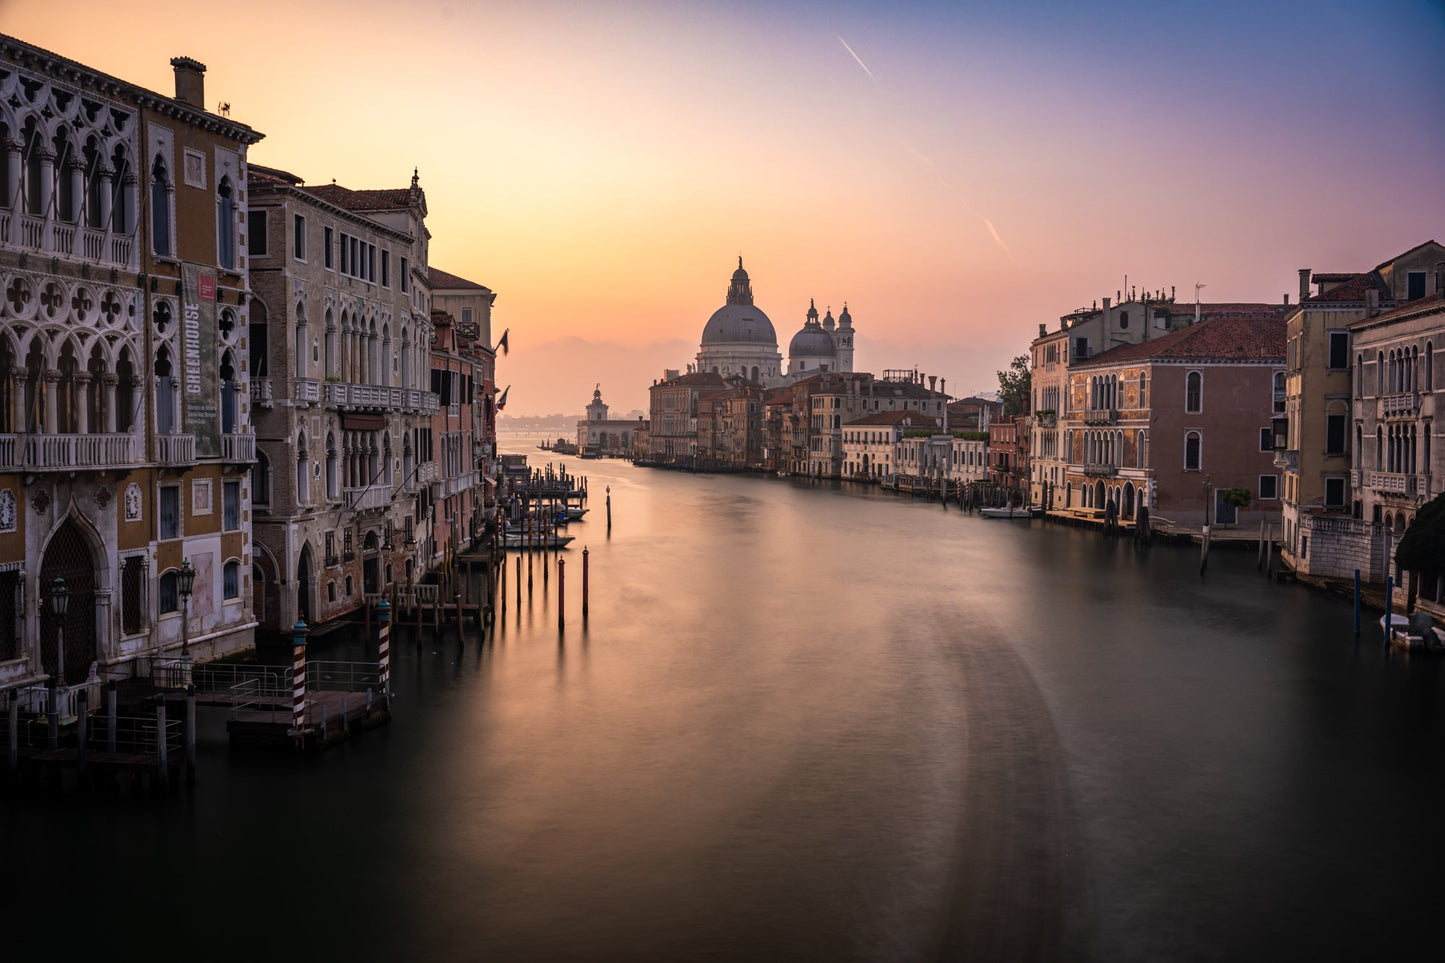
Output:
1274,449,1299,471
1082,408,1118,425
1378,392,1420,419
294,379,321,405
345,485,392,512
319,382,443,412
1368,472,1425,495
1035,412,1057,428
156,433,197,466
222,433,256,463
4,212,136,268
405,461,438,493
250,378,274,407
0,432,138,471
1082,463,1119,477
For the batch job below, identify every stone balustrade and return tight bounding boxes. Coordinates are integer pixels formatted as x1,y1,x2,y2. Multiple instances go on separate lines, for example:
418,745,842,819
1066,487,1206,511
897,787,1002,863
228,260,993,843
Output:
156,433,197,466
222,433,256,463
0,432,138,471
345,485,393,512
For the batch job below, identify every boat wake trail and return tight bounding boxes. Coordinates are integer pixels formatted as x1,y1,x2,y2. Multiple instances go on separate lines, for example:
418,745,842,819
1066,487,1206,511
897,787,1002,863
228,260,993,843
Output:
930,616,1093,962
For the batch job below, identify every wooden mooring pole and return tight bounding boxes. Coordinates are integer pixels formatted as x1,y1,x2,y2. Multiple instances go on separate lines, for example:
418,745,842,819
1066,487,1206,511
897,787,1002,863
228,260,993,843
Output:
558,557,566,629
291,619,310,747
377,597,391,709
582,547,589,618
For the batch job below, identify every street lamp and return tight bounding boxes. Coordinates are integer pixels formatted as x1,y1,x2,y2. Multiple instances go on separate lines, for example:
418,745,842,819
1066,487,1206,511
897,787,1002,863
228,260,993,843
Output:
48,576,69,683
177,558,196,657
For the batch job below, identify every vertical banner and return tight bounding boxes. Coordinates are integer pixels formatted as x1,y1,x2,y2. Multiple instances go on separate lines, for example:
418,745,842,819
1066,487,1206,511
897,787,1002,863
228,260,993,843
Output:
181,264,220,457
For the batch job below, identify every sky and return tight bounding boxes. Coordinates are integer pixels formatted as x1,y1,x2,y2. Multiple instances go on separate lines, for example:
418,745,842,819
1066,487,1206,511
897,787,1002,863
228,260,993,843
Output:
6,0,1444,414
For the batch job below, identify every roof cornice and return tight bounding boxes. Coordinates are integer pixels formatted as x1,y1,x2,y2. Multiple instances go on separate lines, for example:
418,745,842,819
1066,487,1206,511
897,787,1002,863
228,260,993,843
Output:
1,34,263,145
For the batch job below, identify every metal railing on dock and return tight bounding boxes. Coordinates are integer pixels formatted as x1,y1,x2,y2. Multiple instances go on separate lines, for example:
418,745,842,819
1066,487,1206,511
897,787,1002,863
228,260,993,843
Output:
308,661,382,692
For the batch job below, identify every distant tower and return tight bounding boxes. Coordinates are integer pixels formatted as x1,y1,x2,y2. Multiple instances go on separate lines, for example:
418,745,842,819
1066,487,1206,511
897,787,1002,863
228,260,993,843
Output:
586,384,608,421
836,303,854,373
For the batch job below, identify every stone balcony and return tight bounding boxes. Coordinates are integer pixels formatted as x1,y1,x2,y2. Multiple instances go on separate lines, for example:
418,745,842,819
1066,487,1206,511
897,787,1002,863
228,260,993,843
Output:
1,211,136,269
1378,392,1420,419
405,461,438,493
250,378,274,407
0,432,138,472
345,485,392,512
1082,463,1119,477
1082,408,1118,426
294,379,321,406
1367,471,1429,497
1274,449,1299,471
319,382,440,413
222,433,256,463
156,433,197,467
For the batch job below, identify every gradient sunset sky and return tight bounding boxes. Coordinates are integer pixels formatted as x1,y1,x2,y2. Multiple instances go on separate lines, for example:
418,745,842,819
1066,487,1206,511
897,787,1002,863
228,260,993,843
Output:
7,0,1443,414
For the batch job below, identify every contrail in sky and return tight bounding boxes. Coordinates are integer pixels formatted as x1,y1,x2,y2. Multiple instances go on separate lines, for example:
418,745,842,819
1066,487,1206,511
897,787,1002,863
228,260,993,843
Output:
837,35,877,83
984,217,1018,265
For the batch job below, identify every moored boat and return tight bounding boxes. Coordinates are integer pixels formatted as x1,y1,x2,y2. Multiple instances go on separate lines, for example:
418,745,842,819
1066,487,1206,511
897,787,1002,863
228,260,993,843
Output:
979,505,1033,519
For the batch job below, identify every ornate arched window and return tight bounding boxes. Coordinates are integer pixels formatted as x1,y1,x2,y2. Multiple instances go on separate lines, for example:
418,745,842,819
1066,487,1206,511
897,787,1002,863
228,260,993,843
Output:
151,156,172,256
216,176,236,269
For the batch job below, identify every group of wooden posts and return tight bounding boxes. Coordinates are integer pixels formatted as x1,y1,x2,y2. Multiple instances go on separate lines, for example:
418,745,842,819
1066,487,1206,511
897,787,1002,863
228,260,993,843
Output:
397,544,592,641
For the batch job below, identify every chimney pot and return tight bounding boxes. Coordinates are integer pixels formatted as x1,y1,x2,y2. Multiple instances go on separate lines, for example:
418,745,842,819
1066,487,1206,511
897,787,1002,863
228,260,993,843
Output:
170,56,207,108
1283,293,1290,306
1298,268,1311,304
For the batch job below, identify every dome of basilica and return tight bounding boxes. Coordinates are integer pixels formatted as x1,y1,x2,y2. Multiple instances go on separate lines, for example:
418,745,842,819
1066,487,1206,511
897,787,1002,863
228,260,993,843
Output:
788,320,836,358
699,258,778,347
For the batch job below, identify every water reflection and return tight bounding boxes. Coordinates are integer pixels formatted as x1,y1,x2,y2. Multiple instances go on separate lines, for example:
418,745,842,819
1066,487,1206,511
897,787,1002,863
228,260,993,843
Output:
4,434,1443,961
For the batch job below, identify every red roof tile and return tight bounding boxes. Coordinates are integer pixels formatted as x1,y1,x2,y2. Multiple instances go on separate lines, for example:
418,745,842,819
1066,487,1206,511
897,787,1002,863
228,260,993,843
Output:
1077,314,1285,366
299,183,422,212
1303,272,1386,304
429,266,491,291
845,410,939,428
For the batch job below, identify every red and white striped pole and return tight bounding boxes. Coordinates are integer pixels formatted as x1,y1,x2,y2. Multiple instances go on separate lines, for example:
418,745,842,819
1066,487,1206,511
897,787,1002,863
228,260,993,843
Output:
291,618,309,741
376,597,391,710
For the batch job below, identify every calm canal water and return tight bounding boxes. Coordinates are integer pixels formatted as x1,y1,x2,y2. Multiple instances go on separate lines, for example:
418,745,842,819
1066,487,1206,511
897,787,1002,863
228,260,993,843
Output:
7,432,1444,961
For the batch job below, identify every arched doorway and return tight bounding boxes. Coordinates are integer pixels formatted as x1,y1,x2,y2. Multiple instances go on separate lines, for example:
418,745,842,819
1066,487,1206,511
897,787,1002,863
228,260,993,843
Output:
1123,482,1136,520
1095,480,1106,508
253,545,280,632
296,544,314,624
39,516,98,685
362,530,380,595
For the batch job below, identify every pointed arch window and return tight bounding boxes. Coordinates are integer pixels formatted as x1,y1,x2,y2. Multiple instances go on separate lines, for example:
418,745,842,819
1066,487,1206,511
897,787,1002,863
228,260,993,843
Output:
217,176,236,270
151,156,172,256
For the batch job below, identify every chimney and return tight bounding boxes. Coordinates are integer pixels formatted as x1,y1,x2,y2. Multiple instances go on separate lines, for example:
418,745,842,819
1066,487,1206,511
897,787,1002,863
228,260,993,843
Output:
1103,296,1111,316
1298,268,1311,304
1367,286,1380,317
1039,323,1047,338
170,57,207,108
928,375,937,392
1283,293,1290,306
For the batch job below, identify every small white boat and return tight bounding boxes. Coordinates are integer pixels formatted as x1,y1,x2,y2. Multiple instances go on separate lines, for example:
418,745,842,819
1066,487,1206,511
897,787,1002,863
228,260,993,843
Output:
500,532,574,550
979,506,1032,519
1381,612,1410,632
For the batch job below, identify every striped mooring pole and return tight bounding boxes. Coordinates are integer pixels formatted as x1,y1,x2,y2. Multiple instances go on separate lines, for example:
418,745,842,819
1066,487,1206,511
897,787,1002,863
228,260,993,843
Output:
377,597,391,710
291,618,309,740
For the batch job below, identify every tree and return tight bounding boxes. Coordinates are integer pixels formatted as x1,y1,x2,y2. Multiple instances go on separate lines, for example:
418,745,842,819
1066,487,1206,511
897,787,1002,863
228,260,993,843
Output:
1221,488,1252,510
1396,492,1445,574
997,355,1031,416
